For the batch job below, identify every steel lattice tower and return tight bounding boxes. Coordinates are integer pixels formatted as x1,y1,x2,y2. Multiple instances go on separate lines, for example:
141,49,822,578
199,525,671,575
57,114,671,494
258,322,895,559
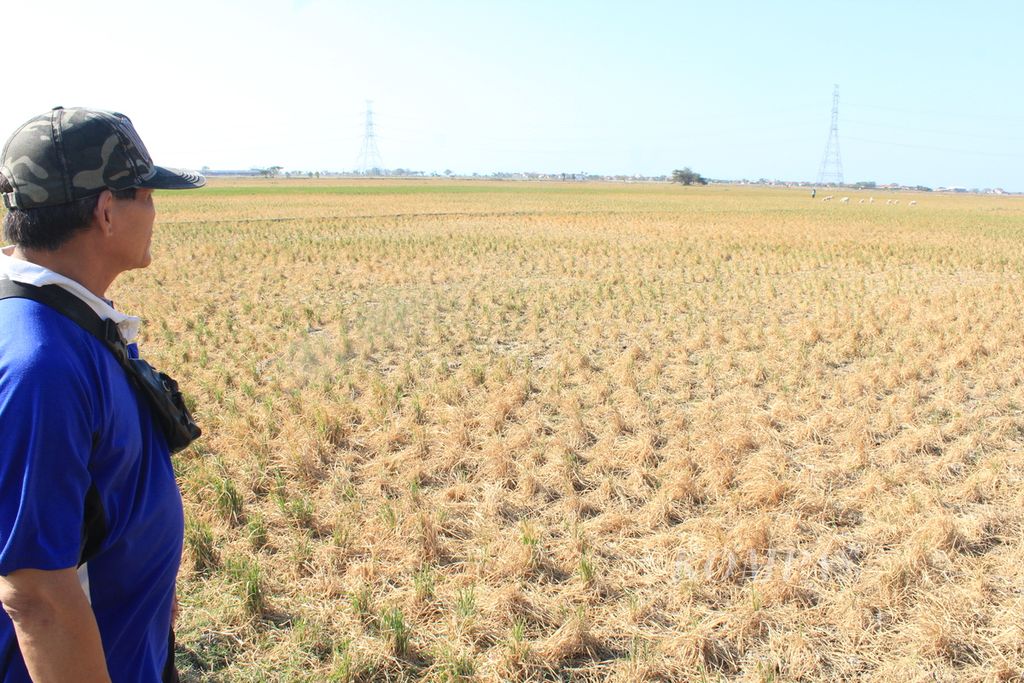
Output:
358,100,383,174
816,85,844,186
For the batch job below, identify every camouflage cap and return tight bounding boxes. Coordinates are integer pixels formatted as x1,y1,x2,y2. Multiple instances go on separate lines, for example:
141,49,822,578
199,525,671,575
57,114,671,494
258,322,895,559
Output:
1,106,205,210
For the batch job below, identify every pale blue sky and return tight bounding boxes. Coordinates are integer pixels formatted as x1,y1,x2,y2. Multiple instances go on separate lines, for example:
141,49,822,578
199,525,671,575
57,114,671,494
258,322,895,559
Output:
4,1,1022,189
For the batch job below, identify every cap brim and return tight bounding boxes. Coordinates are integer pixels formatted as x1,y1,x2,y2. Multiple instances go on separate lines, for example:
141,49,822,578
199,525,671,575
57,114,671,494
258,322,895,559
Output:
138,165,206,190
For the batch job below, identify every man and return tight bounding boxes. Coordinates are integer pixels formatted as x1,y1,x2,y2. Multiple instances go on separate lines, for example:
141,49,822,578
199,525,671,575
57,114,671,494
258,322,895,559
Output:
0,107,204,682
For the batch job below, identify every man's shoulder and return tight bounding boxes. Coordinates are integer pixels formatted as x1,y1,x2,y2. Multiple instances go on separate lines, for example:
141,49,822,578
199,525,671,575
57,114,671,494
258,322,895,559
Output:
0,296,99,375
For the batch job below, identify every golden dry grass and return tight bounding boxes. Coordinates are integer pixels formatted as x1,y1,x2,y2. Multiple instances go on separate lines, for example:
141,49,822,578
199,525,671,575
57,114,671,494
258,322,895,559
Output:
117,179,1024,681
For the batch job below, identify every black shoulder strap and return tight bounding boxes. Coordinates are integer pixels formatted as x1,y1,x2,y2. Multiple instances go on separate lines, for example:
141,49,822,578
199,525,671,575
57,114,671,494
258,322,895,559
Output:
0,280,112,569
0,279,129,355
1,278,201,455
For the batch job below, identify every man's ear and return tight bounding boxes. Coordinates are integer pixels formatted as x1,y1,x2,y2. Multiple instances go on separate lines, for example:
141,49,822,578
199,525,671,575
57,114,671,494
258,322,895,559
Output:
93,190,114,236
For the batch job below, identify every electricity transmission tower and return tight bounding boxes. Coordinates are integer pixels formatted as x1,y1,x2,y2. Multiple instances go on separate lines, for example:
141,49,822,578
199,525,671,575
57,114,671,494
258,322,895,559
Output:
357,100,383,174
816,85,844,186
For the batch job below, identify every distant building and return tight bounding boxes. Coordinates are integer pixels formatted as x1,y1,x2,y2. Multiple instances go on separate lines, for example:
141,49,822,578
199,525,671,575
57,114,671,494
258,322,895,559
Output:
203,169,262,177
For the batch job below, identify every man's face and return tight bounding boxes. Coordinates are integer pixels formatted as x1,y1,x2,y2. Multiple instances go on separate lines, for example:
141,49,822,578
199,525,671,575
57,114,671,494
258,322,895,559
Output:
107,188,156,271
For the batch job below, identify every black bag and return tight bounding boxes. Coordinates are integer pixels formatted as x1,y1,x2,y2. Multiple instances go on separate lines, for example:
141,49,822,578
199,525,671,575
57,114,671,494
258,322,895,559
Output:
0,280,201,453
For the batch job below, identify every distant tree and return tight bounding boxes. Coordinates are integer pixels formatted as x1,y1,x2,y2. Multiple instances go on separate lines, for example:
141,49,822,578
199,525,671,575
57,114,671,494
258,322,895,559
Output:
671,167,707,185
255,166,284,178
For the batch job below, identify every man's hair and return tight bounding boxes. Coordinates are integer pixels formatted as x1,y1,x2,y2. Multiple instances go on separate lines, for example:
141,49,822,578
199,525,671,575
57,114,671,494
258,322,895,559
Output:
1,175,137,251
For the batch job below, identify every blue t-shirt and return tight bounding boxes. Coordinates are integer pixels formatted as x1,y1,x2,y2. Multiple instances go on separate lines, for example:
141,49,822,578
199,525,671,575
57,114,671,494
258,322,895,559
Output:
0,297,184,682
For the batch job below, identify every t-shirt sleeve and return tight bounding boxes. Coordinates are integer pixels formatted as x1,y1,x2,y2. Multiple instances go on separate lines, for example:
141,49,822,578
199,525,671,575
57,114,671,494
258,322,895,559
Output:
0,351,94,575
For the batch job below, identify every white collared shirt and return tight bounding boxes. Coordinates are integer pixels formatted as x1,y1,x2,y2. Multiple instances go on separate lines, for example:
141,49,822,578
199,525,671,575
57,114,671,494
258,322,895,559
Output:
0,245,141,343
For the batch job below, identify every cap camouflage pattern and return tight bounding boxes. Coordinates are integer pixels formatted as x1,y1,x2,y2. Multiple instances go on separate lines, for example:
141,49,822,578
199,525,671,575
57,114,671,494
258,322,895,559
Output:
1,106,204,210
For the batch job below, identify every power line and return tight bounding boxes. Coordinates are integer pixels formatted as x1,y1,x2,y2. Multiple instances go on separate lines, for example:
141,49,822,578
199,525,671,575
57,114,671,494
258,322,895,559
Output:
844,119,1024,143
842,135,1024,158
846,101,1024,125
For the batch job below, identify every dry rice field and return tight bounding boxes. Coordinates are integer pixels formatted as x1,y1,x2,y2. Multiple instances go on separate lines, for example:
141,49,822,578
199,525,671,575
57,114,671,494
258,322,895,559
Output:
119,180,1024,681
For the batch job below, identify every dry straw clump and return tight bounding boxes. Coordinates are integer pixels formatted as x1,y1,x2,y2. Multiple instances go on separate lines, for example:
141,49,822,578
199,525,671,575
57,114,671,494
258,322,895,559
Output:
124,180,1024,680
